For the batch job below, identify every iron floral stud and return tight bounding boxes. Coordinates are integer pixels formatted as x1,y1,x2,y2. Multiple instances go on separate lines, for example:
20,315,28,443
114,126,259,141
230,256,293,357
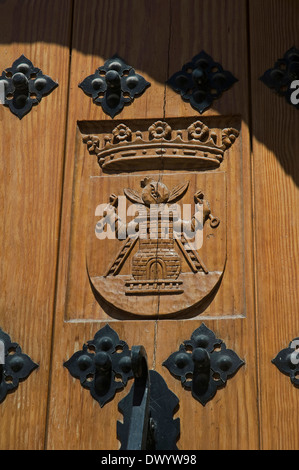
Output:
163,323,244,405
64,324,134,407
79,55,150,118
0,328,38,402
272,337,299,387
0,54,58,119
167,50,237,114
260,46,299,109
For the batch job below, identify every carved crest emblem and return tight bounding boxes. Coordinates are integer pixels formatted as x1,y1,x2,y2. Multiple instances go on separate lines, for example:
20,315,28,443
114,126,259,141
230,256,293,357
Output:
83,119,239,318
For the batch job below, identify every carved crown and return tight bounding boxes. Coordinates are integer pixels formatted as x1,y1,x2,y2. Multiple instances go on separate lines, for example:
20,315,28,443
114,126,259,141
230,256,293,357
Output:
83,120,239,172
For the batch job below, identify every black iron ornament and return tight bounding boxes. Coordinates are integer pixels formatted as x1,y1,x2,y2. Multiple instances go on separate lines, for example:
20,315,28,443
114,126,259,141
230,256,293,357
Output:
117,346,180,451
64,324,134,407
272,337,299,387
167,50,237,114
79,55,150,118
163,323,244,406
0,328,38,403
0,55,58,119
65,326,180,449
260,46,299,109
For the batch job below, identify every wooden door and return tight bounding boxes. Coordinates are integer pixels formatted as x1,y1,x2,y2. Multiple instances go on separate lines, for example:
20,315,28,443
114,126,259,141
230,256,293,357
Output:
0,0,298,450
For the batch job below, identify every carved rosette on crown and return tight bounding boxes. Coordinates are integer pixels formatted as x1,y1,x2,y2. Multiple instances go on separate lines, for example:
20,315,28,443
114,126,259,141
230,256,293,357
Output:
82,120,239,173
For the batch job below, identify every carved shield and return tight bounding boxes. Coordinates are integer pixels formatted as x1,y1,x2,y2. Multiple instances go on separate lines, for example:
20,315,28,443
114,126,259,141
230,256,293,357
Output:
83,119,239,319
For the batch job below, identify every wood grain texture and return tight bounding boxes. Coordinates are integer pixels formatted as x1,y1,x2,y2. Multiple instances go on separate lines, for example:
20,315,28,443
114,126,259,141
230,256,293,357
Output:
158,0,259,450
45,0,261,450
0,0,295,451
0,0,73,449
46,0,171,449
249,0,299,450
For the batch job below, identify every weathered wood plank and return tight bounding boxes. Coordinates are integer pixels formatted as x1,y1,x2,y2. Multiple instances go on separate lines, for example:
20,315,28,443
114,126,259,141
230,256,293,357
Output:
46,0,171,449
0,0,73,450
249,0,299,450
158,0,259,450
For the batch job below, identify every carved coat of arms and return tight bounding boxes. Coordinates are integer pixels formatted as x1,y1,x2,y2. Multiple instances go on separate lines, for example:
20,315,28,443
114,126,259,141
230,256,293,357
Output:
83,120,238,318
